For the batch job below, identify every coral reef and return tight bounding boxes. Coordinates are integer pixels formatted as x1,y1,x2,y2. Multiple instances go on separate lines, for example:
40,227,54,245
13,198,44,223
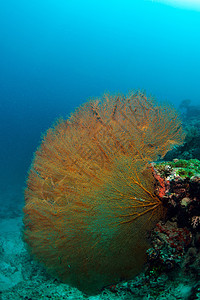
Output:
105,159,200,299
143,160,200,298
23,91,184,294
165,99,200,161
152,159,200,230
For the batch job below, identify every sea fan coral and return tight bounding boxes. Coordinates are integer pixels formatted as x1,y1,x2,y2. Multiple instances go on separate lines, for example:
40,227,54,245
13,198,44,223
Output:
23,91,184,294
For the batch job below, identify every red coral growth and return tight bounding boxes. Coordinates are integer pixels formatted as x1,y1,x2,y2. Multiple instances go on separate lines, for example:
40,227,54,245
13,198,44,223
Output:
151,165,168,199
155,222,192,253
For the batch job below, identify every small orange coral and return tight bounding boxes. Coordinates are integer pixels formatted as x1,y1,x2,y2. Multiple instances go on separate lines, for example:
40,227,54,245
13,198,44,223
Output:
23,91,184,294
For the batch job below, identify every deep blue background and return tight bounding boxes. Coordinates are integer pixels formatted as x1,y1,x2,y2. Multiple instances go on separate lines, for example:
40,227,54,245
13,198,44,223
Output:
0,0,200,193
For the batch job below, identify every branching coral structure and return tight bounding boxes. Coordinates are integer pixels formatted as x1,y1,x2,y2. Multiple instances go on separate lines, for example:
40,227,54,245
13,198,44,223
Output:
23,91,185,294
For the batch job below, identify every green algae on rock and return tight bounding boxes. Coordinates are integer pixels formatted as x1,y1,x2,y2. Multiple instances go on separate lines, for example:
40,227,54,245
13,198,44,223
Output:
153,159,200,179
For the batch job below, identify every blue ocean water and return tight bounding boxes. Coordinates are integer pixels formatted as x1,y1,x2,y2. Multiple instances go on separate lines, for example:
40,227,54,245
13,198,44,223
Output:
0,0,200,205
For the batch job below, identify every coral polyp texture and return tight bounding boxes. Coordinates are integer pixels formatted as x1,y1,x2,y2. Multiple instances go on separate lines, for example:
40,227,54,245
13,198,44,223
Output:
23,91,184,294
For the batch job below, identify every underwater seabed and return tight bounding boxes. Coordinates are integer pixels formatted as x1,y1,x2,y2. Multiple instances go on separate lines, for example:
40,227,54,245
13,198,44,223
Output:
0,171,199,300
0,217,198,299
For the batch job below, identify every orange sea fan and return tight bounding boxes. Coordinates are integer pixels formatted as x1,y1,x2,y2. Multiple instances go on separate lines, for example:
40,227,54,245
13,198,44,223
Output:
23,90,184,294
